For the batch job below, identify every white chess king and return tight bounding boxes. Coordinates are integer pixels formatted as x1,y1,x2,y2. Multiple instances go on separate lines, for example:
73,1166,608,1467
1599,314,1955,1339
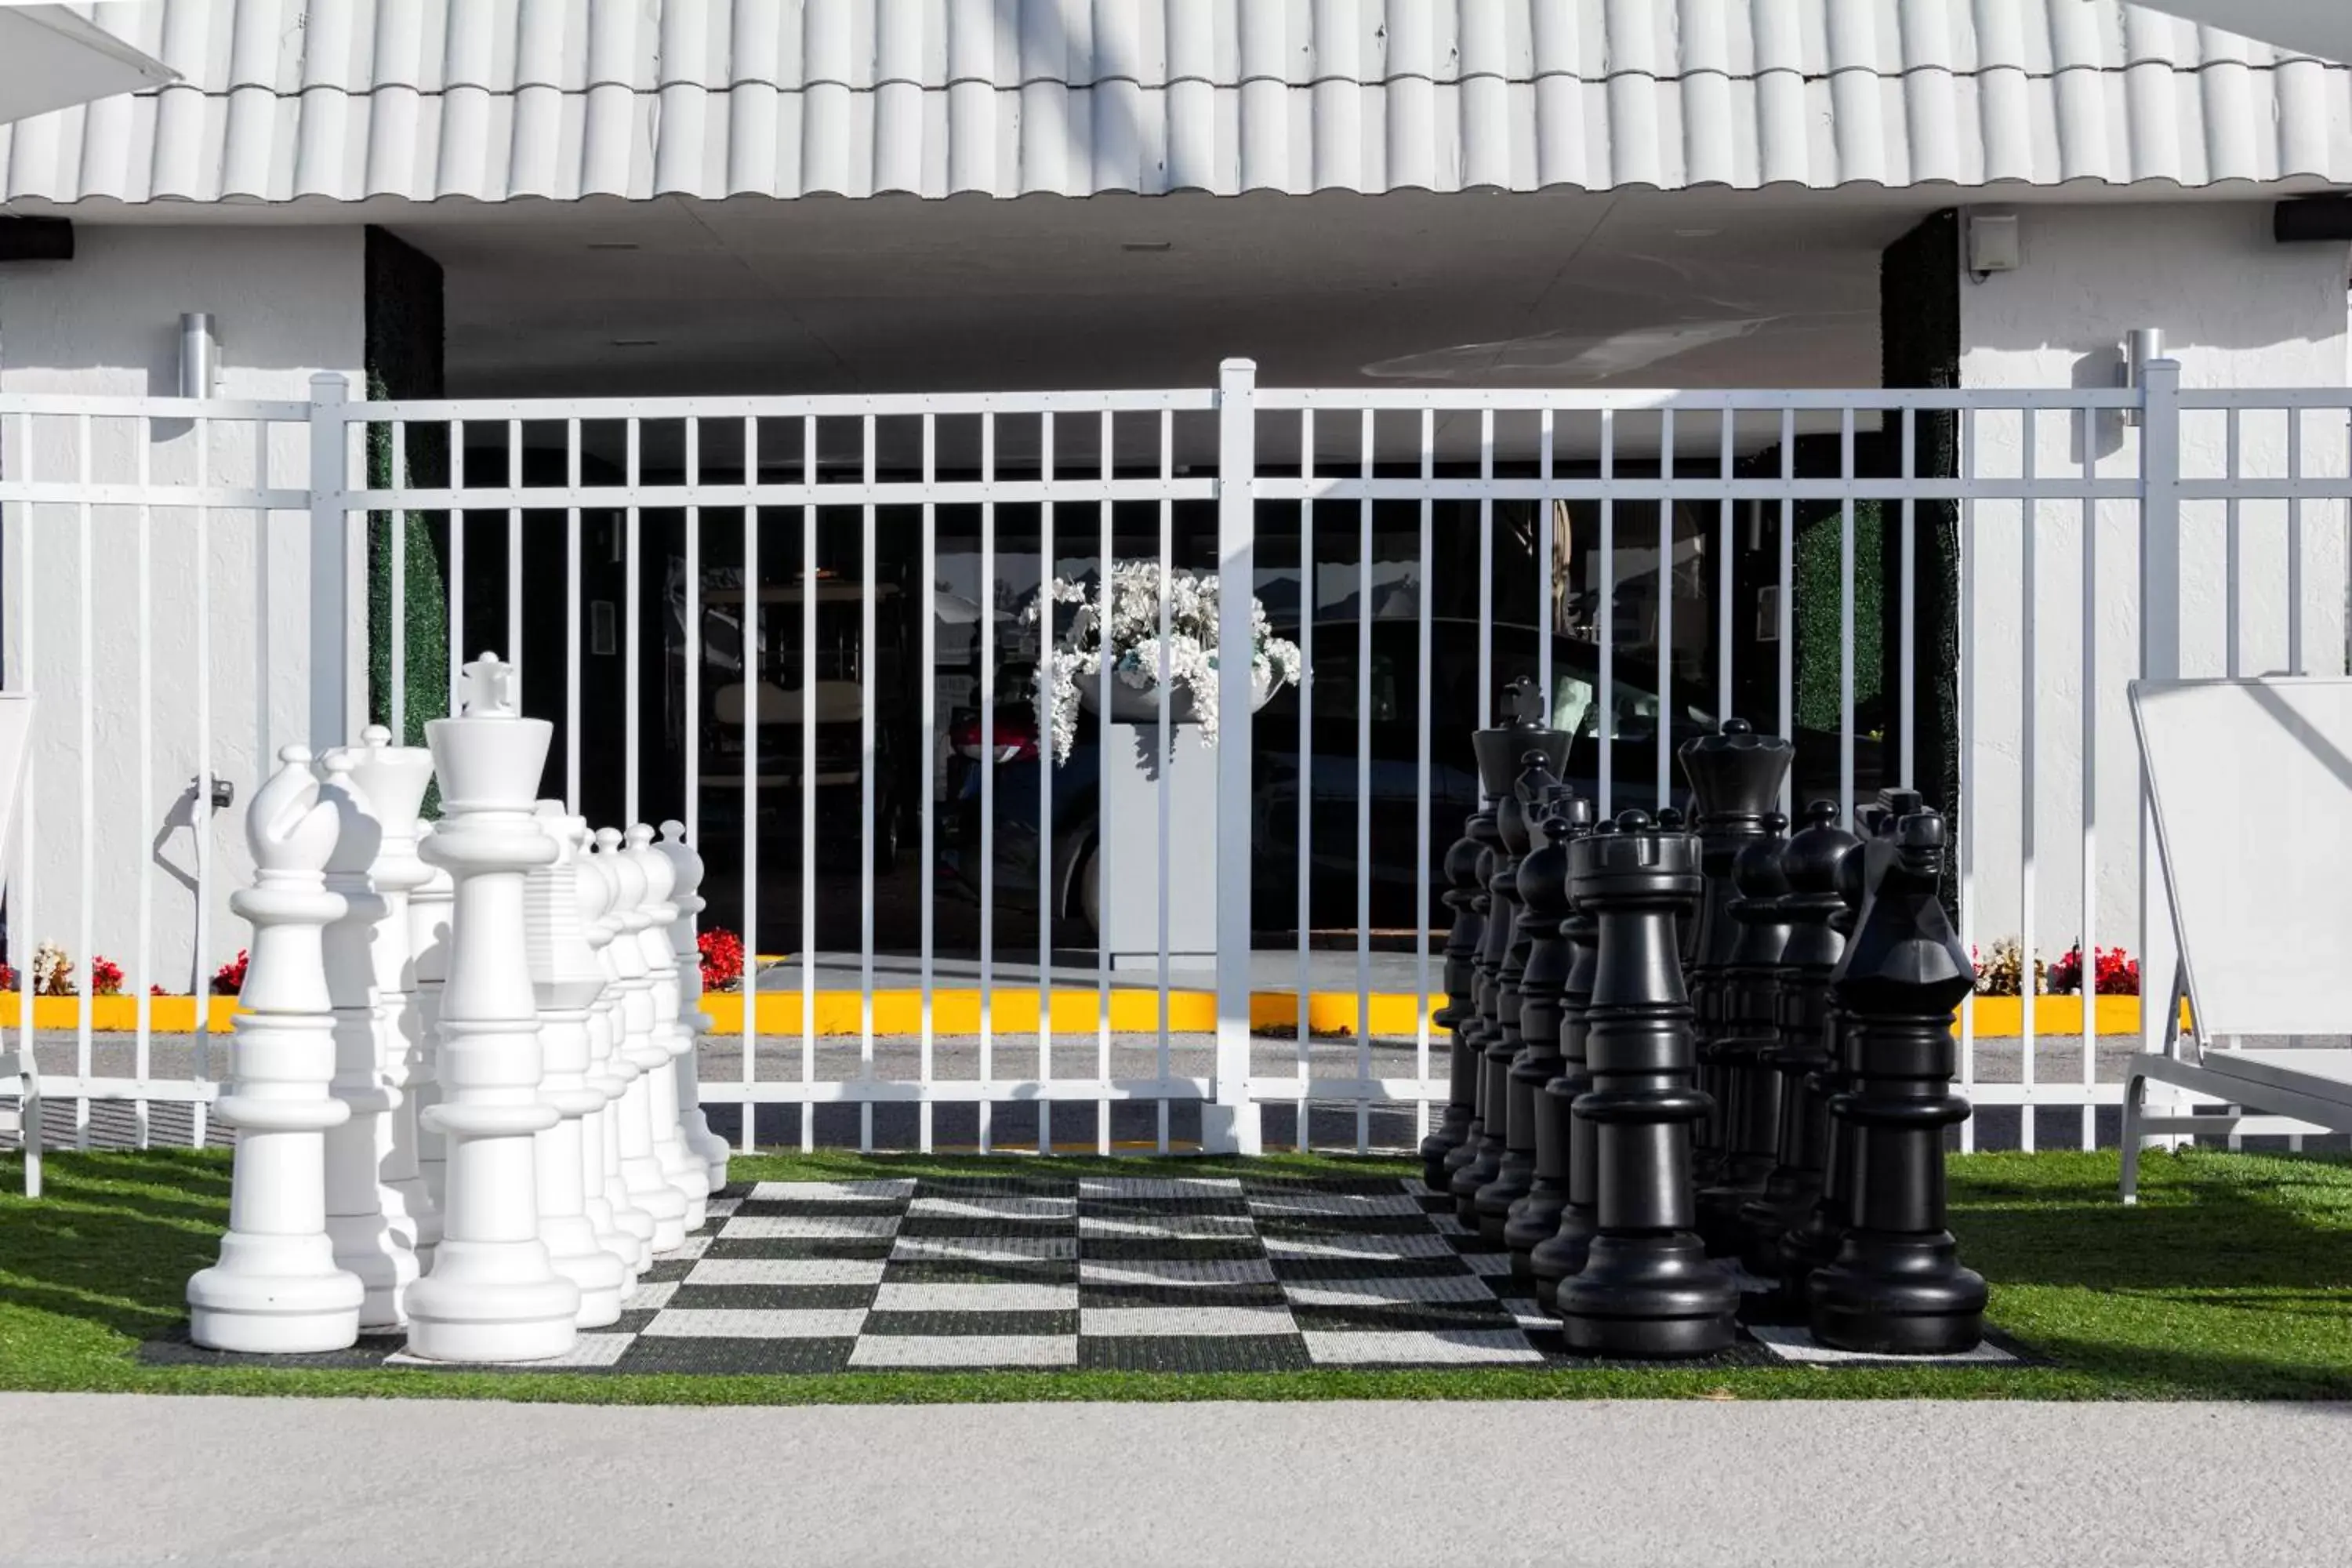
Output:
402,655,581,1362
186,748,365,1353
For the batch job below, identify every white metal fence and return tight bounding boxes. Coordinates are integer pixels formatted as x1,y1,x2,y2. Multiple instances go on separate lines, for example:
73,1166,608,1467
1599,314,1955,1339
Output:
4,361,2347,1161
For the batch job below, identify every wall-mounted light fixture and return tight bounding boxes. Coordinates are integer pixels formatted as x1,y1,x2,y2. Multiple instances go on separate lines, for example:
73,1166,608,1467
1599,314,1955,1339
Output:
1964,209,2019,281
178,313,218,398
2119,327,2164,428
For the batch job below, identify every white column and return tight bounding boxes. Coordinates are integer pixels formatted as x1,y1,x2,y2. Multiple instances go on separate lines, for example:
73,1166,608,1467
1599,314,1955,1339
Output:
528,805,630,1327
656,819,731,1190
409,834,454,1213
574,817,647,1276
187,747,365,1353
404,655,579,1362
593,827,689,1254
317,748,418,1328
628,823,710,1227
346,727,441,1265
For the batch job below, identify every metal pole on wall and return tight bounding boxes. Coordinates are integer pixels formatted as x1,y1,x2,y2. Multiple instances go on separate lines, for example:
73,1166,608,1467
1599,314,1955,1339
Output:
1208,358,1261,1155
2136,359,2184,1144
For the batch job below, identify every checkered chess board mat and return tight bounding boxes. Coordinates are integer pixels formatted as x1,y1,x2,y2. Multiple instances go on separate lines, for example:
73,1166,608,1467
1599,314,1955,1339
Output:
144,1177,2021,1374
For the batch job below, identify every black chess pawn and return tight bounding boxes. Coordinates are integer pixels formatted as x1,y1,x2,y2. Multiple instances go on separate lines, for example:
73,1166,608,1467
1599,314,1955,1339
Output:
1696,815,1795,1257
1474,752,1568,1242
1420,821,1489,1188
1452,720,1570,1220
1676,720,1794,1187
1741,802,1861,1280
1552,810,1739,1358
1808,804,1987,1355
1508,794,1597,1283
1441,820,1505,1192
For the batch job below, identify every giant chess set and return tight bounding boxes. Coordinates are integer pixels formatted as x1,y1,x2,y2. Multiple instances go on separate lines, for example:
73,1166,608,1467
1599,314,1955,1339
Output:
175,657,2001,1371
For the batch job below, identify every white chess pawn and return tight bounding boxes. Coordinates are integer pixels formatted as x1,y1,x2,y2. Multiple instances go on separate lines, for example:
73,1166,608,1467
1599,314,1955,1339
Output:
317,749,419,1327
346,727,440,1263
573,816,649,1277
409,825,455,1214
656,820,731,1191
627,823,710,1229
527,803,630,1327
403,655,579,1361
187,747,365,1353
595,827,689,1254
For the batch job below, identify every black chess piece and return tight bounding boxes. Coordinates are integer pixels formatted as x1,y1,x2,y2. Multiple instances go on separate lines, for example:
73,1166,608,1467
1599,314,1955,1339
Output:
1676,720,1794,1187
1493,784,1591,1261
1808,803,1987,1355
1525,817,1610,1309
1452,713,1570,1221
1475,752,1569,1242
1741,802,1861,1280
1552,810,1739,1358
1778,791,1914,1291
1420,820,1488,1188
1508,793,1596,1281
1440,820,1505,1192
1696,815,1794,1258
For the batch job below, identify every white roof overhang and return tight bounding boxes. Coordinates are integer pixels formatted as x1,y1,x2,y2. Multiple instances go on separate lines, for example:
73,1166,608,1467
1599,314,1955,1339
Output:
0,3,174,131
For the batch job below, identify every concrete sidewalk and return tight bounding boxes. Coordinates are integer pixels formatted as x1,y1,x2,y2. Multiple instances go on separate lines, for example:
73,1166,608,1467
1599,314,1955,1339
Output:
3,1393,2344,1566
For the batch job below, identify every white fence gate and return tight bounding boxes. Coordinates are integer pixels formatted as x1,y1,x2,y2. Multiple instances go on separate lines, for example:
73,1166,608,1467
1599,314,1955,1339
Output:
4,361,2348,1167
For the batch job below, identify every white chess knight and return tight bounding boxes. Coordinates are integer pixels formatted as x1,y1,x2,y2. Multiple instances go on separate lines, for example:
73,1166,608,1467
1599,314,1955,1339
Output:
527,804,631,1327
344,727,441,1265
403,655,580,1361
655,821,731,1192
316,749,419,1327
580,837,655,1273
593,827,691,1254
626,823,711,1228
187,747,365,1353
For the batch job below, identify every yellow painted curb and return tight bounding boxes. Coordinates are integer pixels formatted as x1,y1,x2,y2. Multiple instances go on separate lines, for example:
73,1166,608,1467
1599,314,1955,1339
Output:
2,995,241,1031
1963,996,2187,1036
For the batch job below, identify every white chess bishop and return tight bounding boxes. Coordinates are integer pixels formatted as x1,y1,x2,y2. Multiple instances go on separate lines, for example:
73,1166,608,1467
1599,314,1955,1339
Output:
187,747,365,1353
527,803,631,1327
627,823,711,1229
656,821,731,1191
343,727,441,1265
403,655,580,1362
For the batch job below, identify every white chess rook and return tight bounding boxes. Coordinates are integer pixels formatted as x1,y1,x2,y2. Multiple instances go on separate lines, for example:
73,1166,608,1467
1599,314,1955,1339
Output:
317,750,419,1328
582,842,655,1273
409,833,455,1214
628,823,711,1229
656,820,732,1191
345,727,441,1264
528,804,631,1327
187,747,365,1354
404,655,580,1362
596,827,691,1254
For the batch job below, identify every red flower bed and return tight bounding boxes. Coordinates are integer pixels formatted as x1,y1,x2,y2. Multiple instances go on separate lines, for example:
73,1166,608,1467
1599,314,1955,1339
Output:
698,927,746,992
2048,943,2140,997
212,949,249,996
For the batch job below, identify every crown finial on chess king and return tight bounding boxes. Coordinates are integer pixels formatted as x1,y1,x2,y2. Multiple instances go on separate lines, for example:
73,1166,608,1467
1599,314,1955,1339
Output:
462,652,521,718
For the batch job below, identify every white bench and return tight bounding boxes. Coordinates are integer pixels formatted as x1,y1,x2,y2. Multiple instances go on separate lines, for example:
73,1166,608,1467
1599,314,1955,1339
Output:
2123,677,2352,1202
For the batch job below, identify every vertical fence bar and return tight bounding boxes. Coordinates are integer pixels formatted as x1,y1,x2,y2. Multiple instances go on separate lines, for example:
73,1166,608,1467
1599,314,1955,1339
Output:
390,421,408,734
1213,360,1261,1156
800,414,818,1153
12,412,37,1189
75,416,92,1148
1035,412,1053,1155
447,430,464,722
1479,410,1493,724
1417,408,1437,1146
1777,408,1795,818
2020,408,2039,1153
739,416,760,1155
684,419,701,844
625,420,642,826
1156,408,1173,1156
2224,408,2241,679
135,422,153,1146
564,419,581,808
1540,408,1555,704
1657,408,1675,810
862,413,878,1155
2079,421,2098,1152
1900,408,1917,792
1356,413,1378,1153
1599,408,1615,817
507,419,523,695
308,375,352,753
1296,409,1313,1151
1838,408,1856,828
2137,361,2185,1095
978,411,995,1154
1719,414,1733,722
1958,408,1978,1150
192,417,213,1145
1094,409,1112,1155
920,414,938,1155
2288,409,2306,675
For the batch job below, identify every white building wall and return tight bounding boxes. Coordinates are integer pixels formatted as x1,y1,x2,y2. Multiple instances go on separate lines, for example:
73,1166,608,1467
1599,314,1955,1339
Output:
1959,201,2351,977
0,224,363,996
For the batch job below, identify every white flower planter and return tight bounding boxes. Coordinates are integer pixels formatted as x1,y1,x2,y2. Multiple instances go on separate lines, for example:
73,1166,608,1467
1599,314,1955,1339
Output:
1076,664,1277,727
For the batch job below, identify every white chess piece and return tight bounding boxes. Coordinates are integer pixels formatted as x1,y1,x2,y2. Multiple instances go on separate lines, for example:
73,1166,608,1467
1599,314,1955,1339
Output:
627,823,710,1229
317,749,418,1327
345,727,440,1264
403,655,580,1361
572,815,648,1277
409,826,455,1214
187,747,365,1353
527,803,631,1327
656,821,731,1191
596,827,690,1254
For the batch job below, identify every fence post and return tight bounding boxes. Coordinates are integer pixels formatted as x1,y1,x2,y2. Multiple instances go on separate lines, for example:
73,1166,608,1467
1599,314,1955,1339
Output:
1206,358,1262,1156
307,372,358,750
2136,358,2183,1138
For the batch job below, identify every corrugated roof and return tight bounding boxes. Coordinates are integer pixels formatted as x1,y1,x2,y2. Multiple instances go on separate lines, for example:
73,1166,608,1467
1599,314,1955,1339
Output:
4,0,2348,204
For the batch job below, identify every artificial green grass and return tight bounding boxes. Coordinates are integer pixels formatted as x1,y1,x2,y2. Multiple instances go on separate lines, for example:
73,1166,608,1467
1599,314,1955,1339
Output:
4,1145,2350,1403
